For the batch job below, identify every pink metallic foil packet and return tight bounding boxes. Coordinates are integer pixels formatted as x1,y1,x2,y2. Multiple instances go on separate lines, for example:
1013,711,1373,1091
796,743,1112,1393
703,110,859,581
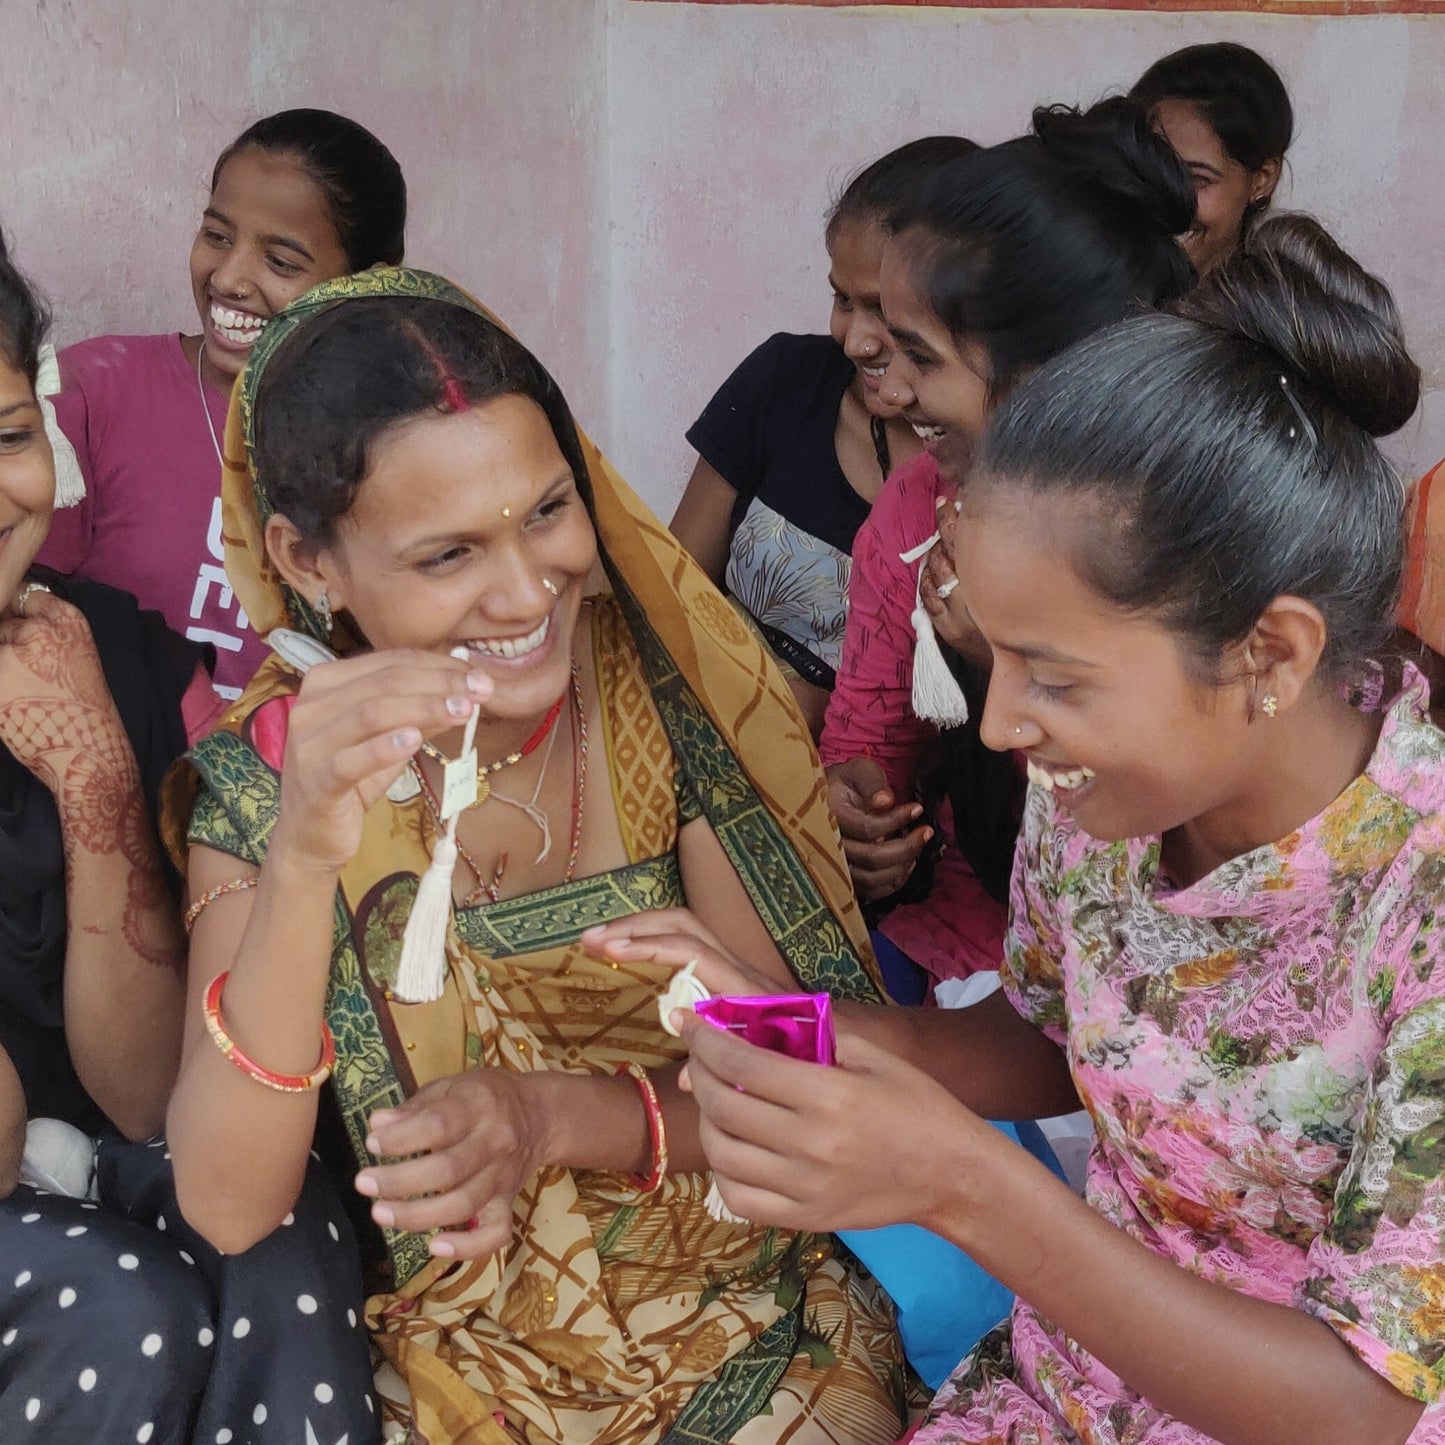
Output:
693,992,836,1066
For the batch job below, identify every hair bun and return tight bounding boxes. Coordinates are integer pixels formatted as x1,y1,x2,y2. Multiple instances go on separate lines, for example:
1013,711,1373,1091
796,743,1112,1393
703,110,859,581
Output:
1176,213,1420,437
1031,99,1196,241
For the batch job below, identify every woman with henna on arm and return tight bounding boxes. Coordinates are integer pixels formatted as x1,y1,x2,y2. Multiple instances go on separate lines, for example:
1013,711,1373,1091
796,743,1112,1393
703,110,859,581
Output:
0,239,377,1445
0,236,212,1442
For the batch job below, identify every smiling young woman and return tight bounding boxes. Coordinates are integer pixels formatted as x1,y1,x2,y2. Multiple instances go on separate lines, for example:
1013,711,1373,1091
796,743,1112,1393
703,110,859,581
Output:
37,109,405,699
164,269,912,1445
671,136,973,736
1130,42,1294,275
818,98,1195,998
670,217,1438,1445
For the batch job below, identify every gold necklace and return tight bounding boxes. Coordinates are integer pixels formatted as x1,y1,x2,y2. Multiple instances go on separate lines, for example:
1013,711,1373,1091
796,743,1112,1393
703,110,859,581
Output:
413,666,588,905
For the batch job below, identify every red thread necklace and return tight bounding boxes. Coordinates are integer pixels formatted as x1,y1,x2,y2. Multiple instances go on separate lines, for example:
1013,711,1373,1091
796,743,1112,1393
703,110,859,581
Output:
414,668,587,905
420,688,564,805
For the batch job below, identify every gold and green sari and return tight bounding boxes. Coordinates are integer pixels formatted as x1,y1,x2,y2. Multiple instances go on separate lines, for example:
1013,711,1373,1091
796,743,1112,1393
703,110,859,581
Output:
167,270,907,1445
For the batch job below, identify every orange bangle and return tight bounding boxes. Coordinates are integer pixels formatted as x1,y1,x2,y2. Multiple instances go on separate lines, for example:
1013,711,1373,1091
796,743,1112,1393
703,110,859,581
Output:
618,1063,668,1194
203,971,335,1093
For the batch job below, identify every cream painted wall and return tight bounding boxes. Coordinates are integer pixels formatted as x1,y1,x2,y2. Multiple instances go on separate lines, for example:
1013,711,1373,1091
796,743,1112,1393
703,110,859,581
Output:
3,1,1440,521
605,1,1445,513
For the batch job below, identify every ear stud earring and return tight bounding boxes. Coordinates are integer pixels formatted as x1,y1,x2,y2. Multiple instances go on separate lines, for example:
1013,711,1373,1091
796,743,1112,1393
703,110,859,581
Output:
1261,693,1278,718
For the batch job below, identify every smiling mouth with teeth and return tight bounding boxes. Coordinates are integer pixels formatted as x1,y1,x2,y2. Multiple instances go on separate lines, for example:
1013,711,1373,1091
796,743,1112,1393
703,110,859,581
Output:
861,364,887,379
465,613,551,660
912,423,947,443
210,302,265,346
1025,759,1096,794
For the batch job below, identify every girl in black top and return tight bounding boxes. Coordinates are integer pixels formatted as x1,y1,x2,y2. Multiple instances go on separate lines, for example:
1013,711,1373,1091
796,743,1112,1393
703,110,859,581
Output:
672,136,973,735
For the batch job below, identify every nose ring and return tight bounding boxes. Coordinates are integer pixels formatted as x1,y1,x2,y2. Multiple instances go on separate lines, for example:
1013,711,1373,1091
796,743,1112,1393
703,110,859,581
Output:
542,577,559,597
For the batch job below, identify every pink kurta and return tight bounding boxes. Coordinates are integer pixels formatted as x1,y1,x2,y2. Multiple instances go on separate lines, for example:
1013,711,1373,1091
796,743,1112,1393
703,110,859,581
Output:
917,669,1445,1443
819,454,1004,981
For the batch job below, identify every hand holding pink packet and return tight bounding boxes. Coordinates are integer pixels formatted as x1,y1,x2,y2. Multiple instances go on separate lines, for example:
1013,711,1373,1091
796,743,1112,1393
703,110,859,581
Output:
692,993,836,1067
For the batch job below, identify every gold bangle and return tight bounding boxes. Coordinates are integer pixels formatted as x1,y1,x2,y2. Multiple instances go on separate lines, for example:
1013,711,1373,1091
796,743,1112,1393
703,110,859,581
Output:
184,876,260,934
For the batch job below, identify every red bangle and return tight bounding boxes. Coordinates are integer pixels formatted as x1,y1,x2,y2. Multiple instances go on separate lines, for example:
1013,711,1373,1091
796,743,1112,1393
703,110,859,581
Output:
617,1063,668,1194
203,972,335,1093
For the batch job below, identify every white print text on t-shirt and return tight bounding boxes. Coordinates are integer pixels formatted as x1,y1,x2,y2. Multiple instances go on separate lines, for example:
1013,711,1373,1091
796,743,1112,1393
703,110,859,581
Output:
185,497,251,700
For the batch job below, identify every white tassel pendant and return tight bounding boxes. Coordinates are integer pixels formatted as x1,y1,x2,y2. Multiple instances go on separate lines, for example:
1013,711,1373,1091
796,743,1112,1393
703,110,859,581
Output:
392,704,479,1004
655,963,747,1223
898,535,969,730
35,344,87,511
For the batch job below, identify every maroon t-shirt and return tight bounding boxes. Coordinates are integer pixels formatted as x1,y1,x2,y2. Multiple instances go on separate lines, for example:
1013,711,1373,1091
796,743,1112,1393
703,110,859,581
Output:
38,333,267,699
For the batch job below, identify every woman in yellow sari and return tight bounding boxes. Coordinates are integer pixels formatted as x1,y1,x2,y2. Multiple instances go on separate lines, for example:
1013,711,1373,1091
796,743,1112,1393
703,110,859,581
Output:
162,268,906,1445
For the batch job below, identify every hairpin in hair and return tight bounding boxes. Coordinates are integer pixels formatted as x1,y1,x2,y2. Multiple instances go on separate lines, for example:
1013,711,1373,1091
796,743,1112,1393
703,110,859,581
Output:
1279,374,1319,448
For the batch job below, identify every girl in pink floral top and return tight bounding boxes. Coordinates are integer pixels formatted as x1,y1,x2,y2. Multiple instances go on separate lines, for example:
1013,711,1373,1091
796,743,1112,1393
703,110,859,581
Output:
619,215,1444,1445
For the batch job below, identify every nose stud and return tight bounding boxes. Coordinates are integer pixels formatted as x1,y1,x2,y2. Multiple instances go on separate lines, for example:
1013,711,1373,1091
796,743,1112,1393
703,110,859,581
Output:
541,577,559,597
1013,726,1023,737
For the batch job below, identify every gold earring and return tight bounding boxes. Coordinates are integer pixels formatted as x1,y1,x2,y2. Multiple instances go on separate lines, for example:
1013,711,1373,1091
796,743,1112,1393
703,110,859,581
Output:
1261,692,1278,718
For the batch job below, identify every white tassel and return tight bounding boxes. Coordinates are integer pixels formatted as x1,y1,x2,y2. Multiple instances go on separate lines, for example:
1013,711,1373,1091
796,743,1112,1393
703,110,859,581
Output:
392,705,478,1003
705,1180,748,1224
653,962,745,1223
392,830,459,1003
900,536,969,729
34,344,86,510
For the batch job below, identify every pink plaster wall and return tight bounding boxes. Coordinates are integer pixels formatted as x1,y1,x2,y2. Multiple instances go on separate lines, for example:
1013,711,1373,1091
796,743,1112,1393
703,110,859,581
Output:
607,1,1445,512
4,2,1440,519
4,0,610,424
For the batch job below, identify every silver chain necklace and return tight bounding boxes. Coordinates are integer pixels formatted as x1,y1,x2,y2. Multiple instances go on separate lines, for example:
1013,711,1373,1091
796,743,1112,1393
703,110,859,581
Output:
195,341,224,469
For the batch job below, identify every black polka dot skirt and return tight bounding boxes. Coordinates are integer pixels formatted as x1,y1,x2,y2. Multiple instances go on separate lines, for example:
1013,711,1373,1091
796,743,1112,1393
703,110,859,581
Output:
0,1140,379,1444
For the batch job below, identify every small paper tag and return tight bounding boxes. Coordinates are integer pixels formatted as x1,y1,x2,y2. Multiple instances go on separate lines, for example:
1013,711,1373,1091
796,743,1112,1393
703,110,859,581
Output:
440,751,478,820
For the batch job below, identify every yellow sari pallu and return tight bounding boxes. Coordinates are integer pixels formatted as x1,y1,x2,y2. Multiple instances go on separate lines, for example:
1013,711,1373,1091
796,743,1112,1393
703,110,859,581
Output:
168,270,907,1445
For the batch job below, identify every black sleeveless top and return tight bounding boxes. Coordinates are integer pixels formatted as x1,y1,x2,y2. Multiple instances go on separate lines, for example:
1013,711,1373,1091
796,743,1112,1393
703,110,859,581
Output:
0,570,199,1135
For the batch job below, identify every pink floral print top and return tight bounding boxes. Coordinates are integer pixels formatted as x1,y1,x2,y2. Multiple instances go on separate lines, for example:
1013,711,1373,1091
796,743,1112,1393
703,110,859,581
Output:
917,668,1445,1444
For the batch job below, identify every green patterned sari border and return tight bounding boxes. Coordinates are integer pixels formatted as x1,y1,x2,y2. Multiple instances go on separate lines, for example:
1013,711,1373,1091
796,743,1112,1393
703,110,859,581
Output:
454,852,684,956
660,1306,803,1445
612,589,879,1004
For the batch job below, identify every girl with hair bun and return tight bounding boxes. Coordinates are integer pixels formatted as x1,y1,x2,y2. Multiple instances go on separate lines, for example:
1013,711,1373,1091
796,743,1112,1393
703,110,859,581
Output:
39,108,406,699
820,98,1194,1000
1131,41,1294,274
651,216,1445,1444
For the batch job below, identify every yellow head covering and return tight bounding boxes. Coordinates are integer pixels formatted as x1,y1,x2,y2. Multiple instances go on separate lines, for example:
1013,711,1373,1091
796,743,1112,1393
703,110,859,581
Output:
214,266,877,992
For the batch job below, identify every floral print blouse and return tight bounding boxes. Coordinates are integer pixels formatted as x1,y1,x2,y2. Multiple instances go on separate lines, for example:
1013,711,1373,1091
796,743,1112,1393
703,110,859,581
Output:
917,669,1445,1444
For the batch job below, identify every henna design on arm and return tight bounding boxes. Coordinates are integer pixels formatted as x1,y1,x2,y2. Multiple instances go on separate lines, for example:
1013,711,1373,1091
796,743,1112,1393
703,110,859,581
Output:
0,697,182,970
